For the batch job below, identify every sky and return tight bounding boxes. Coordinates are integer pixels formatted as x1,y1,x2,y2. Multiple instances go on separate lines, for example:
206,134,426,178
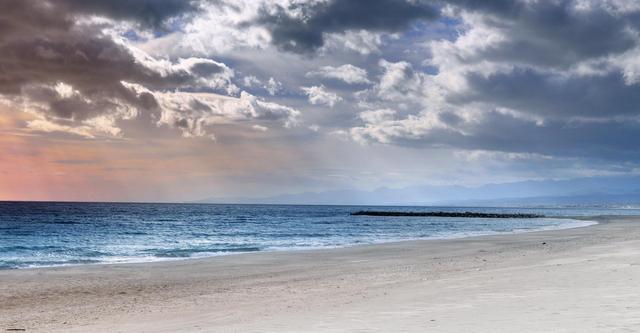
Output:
2,0,640,202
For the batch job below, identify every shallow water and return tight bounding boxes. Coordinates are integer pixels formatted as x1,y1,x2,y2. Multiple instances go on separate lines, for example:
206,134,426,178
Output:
1,202,635,269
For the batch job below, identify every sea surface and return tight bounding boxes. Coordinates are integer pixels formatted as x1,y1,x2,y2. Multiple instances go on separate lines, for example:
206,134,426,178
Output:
1,202,637,269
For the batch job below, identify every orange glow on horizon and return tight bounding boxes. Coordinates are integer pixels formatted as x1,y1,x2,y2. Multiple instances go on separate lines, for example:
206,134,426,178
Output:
0,106,306,202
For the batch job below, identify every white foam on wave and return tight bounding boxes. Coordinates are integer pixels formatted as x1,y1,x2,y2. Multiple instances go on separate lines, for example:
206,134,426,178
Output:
6,218,599,270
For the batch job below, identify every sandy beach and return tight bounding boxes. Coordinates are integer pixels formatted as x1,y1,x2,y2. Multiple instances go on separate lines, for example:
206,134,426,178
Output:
2,216,640,332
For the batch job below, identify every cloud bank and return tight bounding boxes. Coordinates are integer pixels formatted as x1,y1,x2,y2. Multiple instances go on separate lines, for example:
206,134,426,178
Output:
3,0,640,170
0,0,298,138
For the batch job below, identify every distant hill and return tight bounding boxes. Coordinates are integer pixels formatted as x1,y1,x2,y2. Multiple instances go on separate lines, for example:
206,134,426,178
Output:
194,176,640,207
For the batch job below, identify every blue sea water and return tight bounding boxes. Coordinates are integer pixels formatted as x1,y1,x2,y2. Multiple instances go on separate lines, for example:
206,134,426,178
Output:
0,202,637,269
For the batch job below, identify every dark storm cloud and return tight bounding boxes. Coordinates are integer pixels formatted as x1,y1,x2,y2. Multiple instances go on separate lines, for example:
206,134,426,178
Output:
0,32,222,121
354,111,640,161
448,0,637,67
59,0,201,29
456,112,640,160
255,0,440,53
455,70,640,118
253,0,635,61
0,0,230,125
0,0,200,34
189,62,226,76
3,0,640,162
344,0,640,163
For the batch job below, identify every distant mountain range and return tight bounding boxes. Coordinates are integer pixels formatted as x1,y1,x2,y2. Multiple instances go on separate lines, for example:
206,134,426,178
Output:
195,176,640,207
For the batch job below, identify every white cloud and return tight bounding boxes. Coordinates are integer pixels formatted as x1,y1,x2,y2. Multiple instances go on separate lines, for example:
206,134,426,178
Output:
359,109,396,124
264,77,283,96
306,64,371,84
124,83,299,138
138,1,271,57
322,30,385,55
301,85,342,107
252,124,268,131
26,119,98,138
243,75,262,87
376,60,427,102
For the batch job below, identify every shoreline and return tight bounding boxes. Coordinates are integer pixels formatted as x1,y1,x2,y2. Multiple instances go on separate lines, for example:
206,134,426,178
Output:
2,215,598,271
2,215,639,332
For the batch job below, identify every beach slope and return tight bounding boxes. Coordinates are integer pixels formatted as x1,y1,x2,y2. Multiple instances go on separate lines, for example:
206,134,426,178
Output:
1,216,640,332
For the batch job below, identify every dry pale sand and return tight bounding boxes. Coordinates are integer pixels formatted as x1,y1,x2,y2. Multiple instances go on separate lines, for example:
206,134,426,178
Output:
2,216,640,332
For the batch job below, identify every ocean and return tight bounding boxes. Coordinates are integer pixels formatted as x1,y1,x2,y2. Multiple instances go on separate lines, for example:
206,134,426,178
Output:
1,202,636,269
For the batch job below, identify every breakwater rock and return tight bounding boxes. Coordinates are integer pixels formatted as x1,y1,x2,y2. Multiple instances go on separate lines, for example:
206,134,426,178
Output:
350,211,544,218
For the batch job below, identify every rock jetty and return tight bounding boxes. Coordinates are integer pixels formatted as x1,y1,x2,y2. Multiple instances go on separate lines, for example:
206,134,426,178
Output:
350,211,544,218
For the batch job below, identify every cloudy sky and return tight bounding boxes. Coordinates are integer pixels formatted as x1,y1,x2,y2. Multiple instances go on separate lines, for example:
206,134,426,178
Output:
2,0,640,201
